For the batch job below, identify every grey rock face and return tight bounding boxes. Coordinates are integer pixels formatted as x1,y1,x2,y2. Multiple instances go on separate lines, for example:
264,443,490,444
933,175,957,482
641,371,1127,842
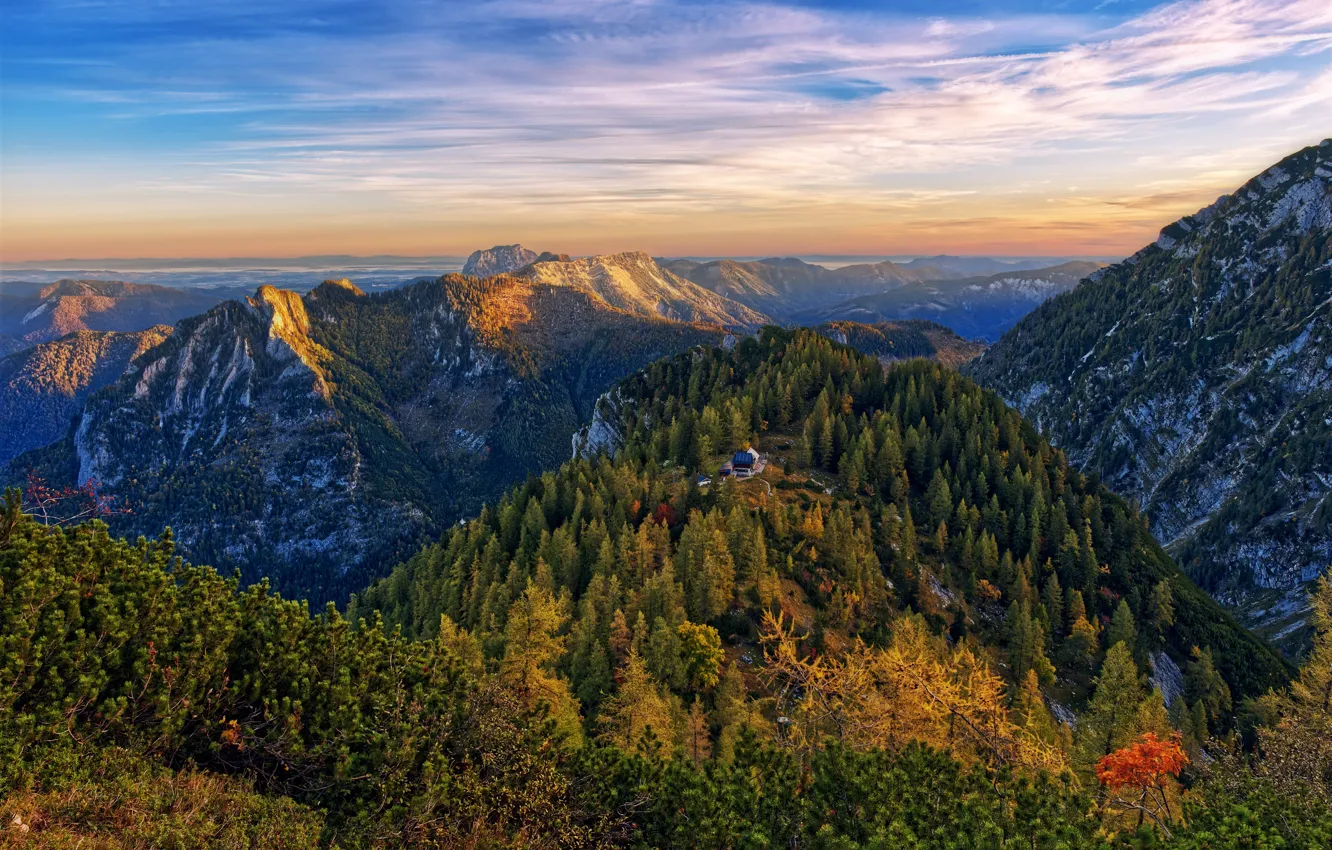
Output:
462,244,540,278
969,140,1332,651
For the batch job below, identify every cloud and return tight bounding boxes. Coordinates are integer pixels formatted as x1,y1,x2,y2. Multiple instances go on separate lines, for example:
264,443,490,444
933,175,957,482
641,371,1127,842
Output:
3,0,1331,258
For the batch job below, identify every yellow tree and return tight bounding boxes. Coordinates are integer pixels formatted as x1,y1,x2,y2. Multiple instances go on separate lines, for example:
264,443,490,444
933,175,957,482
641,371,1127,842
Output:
677,622,725,691
1255,572,1332,804
500,579,582,743
683,696,713,766
599,650,672,755
713,662,771,762
758,611,1065,773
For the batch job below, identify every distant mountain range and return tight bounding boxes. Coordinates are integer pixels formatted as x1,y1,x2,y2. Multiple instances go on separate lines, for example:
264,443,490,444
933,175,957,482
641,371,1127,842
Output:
518,251,769,328
801,261,1105,342
659,256,917,315
655,255,1104,337
970,139,1332,652
0,279,222,356
2,247,1013,602
815,320,986,368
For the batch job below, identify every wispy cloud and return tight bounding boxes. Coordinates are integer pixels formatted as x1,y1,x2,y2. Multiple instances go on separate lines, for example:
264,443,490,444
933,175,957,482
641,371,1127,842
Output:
2,0,1330,259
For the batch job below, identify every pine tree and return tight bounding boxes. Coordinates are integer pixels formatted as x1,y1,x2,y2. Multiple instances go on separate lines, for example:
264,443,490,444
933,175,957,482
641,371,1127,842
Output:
1042,573,1064,639
926,470,952,529
712,662,766,762
500,579,568,700
1146,580,1175,647
646,616,684,689
1006,600,1056,686
1062,584,1082,618
677,622,725,691
802,503,824,540
1012,669,1062,751
1184,646,1232,733
608,608,632,663
1105,600,1138,652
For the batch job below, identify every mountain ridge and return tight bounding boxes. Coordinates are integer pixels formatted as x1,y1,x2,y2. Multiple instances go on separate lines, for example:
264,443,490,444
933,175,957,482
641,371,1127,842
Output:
806,261,1105,342
0,279,223,353
969,139,1332,651
9,273,726,601
0,327,174,469
517,250,770,328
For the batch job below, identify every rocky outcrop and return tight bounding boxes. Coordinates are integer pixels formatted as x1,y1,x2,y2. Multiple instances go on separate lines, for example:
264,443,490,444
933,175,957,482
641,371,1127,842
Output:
462,244,540,278
572,389,629,459
519,251,769,328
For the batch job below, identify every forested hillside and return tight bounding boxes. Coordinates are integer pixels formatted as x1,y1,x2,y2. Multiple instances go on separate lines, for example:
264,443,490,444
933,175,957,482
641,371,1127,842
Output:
8,275,722,602
970,140,1332,652
357,328,1287,705
2,329,1326,848
816,319,987,367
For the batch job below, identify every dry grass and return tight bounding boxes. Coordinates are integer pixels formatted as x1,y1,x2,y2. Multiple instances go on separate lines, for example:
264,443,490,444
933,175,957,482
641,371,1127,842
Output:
1,751,325,850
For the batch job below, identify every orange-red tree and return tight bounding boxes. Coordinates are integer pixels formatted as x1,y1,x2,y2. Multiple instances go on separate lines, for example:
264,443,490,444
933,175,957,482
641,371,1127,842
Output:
1096,732,1188,835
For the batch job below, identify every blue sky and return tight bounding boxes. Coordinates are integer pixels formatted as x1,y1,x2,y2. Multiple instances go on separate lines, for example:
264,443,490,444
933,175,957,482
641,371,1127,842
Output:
3,0,1330,260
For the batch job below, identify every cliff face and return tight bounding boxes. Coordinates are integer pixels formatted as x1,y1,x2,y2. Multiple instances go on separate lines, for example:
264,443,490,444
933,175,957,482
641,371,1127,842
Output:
969,140,1332,651
12,275,723,602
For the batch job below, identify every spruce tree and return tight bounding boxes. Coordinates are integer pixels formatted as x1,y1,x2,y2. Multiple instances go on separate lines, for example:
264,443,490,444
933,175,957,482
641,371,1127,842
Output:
1077,642,1146,766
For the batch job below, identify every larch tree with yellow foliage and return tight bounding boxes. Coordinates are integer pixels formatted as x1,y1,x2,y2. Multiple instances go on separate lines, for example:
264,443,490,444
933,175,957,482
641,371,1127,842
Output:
598,649,672,755
500,578,583,743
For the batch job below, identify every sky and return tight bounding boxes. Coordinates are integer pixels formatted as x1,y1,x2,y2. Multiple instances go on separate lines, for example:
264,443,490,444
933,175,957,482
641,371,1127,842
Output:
2,0,1330,262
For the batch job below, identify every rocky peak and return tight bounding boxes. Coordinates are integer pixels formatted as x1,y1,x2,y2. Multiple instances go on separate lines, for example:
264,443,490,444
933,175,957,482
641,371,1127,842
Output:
462,244,540,278
968,139,1332,653
1154,139,1331,250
